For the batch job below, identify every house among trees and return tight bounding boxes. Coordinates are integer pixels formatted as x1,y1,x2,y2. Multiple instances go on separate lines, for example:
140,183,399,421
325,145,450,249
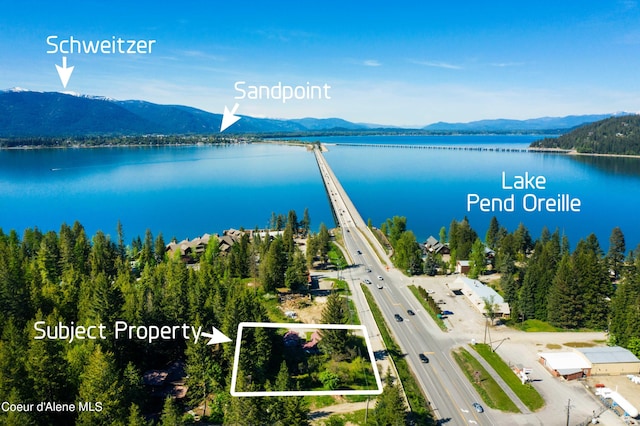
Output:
165,228,286,262
423,236,450,255
283,329,322,354
165,233,212,262
451,276,510,318
302,330,322,354
142,361,188,399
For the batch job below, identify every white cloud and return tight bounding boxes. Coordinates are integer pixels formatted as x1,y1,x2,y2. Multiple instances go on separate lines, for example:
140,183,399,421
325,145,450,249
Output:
409,59,462,70
490,62,525,67
363,59,382,67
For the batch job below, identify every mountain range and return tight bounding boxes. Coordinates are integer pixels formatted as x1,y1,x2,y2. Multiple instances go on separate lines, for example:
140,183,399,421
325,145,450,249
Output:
0,89,633,137
422,114,632,132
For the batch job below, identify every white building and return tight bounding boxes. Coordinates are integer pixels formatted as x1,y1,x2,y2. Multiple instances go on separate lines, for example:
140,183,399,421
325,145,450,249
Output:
452,276,510,318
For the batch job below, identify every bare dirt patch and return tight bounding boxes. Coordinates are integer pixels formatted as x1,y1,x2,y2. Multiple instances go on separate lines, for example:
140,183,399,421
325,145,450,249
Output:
278,291,330,324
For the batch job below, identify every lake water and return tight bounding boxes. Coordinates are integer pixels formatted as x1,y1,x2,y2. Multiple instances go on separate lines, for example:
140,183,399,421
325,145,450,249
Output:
1,136,639,250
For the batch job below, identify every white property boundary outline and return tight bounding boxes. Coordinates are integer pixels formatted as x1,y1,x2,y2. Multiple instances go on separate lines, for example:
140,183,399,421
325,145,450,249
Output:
230,322,383,397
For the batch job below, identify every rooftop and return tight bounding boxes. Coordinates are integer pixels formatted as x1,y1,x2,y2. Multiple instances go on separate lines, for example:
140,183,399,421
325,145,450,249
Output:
578,346,640,364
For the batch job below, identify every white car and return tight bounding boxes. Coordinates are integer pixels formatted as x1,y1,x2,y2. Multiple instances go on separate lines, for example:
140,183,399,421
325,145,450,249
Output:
377,275,383,280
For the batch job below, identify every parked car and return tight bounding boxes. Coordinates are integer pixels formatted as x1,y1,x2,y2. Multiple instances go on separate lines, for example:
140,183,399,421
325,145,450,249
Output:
473,402,484,413
394,314,403,322
407,309,415,316
442,310,454,315
419,353,429,363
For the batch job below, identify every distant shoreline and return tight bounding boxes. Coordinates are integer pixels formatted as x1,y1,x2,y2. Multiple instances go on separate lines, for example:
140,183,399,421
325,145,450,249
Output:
2,137,640,159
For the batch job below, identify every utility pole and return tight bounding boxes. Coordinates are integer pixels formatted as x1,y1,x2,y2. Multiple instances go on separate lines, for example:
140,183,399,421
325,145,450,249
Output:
566,398,571,426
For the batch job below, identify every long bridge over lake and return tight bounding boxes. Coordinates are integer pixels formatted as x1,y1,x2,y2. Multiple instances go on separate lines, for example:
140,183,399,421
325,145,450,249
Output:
327,143,568,153
312,146,499,426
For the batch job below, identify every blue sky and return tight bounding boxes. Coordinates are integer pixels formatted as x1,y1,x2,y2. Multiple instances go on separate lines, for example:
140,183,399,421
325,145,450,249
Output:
1,1,640,126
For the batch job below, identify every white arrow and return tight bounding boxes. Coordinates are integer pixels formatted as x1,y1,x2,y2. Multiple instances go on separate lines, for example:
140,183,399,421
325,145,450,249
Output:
55,56,74,89
200,327,232,345
220,102,241,132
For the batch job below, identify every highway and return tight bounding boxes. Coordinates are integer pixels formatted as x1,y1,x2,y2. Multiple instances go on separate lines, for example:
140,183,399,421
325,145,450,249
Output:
314,147,498,426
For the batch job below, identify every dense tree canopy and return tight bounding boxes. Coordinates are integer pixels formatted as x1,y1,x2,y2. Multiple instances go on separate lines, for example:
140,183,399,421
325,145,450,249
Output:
0,210,312,425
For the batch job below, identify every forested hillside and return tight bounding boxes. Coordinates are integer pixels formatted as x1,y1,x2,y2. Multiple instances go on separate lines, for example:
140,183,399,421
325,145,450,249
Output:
423,217,640,355
530,115,640,155
0,211,326,425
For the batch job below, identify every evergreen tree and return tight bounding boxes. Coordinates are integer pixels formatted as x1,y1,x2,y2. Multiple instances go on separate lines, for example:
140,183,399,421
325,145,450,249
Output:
285,249,309,291
0,230,30,325
287,210,299,234
25,313,71,405
317,223,331,264
449,217,477,259
154,232,166,264
260,236,287,292
610,256,640,346
468,238,486,279
160,397,183,426
0,319,29,401
372,370,407,426
513,222,533,258
439,226,447,244
300,207,311,236
116,220,126,260
76,345,125,426
547,254,583,328
224,371,267,425
574,236,612,329
485,216,500,248
126,403,147,426
500,273,519,317
36,230,60,285
320,292,350,359
607,227,626,279
139,229,155,267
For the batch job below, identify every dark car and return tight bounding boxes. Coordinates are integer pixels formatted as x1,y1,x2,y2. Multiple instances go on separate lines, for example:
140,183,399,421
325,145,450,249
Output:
394,314,403,322
473,402,484,413
419,353,429,363
356,250,362,254
407,309,415,316
442,310,454,315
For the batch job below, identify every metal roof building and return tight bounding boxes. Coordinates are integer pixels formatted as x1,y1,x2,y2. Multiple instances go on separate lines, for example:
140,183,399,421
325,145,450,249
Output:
577,346,640,376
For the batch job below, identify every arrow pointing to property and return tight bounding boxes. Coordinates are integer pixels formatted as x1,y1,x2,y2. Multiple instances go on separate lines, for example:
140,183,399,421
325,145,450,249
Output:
220,102,241,132
201,326,232,345
55,56,74,89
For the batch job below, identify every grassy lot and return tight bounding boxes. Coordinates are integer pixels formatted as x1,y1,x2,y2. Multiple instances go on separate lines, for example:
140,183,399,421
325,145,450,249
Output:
321,409,368,425
451,347,520,413
361,284,435,425
328,242,348,268
507,319,560,332
471,344,545,411
408,285,448,331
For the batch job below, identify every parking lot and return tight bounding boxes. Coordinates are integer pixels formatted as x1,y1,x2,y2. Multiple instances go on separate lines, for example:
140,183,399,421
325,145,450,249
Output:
405,272,630,425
